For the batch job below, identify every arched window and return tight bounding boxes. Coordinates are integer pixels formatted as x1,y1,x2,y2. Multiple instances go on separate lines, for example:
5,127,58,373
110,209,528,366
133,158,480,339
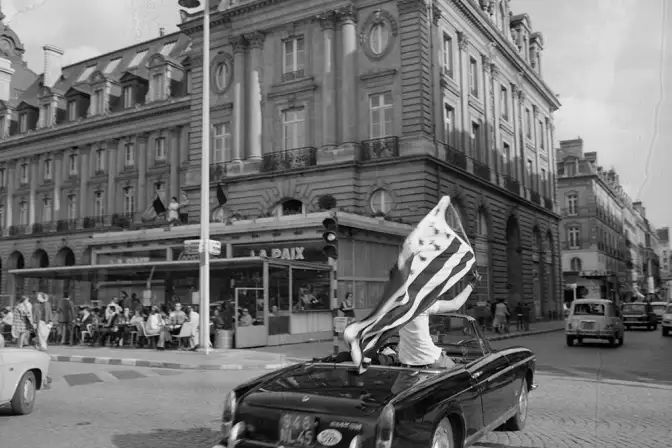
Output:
275,199,304,217
570,257,582,272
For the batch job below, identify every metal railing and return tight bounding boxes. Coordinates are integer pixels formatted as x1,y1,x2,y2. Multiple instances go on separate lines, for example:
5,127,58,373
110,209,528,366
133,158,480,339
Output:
361,136,399,161
471,159,491,181
503,175,520,195
261,147,317,172
282,69,305,82
543,197,553,210
443,144,468,170
530,190,541,205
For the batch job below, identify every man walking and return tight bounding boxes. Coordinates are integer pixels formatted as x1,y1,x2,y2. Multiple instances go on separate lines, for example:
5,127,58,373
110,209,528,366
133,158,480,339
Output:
33,292,53,351
58,294,76,345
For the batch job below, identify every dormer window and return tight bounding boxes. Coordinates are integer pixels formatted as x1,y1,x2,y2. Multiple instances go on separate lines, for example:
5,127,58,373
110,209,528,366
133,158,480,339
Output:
67,100,77,121
19,113,27,133
150,73,165,102
92,89,104,115
123,86,133,108
40,104,51,127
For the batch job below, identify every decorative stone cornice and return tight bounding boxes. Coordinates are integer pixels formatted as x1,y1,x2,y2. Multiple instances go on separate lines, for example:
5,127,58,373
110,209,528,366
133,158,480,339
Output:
432,3,442,25
231,35,248,54
518,89,526,102
316,11,337,30
136,132,150,142
336,4,356,25
246,32,265,49
457,31,469,51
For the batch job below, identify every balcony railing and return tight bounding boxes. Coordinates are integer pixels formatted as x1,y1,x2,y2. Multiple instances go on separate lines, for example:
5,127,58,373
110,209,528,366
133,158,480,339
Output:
361,136,399,161
210,162,229,181
282,69,305,82
443,144,467,170
471,159,491,181
530,190,541,205
503,176,520,195
543,197,553,210
261,147,317,172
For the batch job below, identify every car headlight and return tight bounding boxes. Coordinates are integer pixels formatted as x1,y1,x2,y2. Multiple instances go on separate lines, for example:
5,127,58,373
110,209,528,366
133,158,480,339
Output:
222,391,237,437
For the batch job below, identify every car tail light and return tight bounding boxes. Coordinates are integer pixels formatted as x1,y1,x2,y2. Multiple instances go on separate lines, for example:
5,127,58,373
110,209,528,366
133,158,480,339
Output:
375,404,395,448
221,391,237,437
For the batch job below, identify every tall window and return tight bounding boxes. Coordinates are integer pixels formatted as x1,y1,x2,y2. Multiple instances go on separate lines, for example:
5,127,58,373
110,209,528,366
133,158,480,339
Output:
282,37,305,74
568,226,581,249
42,198,52,223
212,123,232,162
95,148,105,172
570,257,582,271
19,113,27,133
540,168,547,196
44,159,53,180
282,109,305,150
503,143,511,175
369,92,393,139
123,86,133,108
539,121,545,149
0,168,5,187
500,86,509,120
123,187,135,215
124,142,135,167
151,73,164,101
443,104,454,146
67,195,77,220
19,201,28,226
41,105,50,127
469,57,478,96
20,163,28,184
442,34,453,76
0,205,4,228
471,122,481,155
68,153,78,175
525,109,532,138
527,159,533,184
155,138,166,161
94,191,104,217
94,89,104,114
67,100,77,121
567,193,578,215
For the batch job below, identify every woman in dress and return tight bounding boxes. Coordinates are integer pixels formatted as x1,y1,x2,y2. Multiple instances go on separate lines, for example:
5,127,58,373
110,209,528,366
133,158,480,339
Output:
168,197,180,225
12,296,34,348
340,292,356,321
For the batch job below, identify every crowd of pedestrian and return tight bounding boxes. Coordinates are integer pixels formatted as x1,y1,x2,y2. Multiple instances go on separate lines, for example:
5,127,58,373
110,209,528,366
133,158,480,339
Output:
466,299,532,333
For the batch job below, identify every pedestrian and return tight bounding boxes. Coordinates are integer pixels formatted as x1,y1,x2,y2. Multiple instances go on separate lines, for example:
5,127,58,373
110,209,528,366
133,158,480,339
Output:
58,294,76,345
12,296,34,348
340,292,356,322
493,299,509,333
33,292,53,351
514,302,524,331
522,303,531,331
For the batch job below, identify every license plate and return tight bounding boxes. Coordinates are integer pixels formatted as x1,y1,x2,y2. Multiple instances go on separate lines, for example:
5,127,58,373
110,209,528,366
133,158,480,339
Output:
581,322,595,330
279,413,316,447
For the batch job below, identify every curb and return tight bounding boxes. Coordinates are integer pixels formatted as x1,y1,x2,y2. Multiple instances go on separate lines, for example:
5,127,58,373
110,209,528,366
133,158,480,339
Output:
486,327,564,342
49,354,293,371
535,372,672,391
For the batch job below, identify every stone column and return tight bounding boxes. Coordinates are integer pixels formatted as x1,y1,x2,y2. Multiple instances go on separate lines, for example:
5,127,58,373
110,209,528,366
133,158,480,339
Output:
457,32,470,153
231,36,248,162
338,6,358,145
136,134,148,219
517,88,527,189
532,107,541,194
169,127,181,200
78,147,90,218
481,54,492,165
5,161,14,228
246,32,264,160
53,151,63,220
319,12,337,148
28,155,38,227
491,64,501,174
511,84,521,183
549,121,557,206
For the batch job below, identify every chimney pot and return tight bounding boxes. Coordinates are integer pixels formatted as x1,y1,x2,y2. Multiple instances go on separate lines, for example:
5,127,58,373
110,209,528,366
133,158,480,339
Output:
160,28,166,36
42,45,64,89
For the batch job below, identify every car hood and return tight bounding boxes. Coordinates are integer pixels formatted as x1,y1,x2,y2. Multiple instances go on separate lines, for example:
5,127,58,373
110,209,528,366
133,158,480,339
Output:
242,363,442,416
0,348,50,364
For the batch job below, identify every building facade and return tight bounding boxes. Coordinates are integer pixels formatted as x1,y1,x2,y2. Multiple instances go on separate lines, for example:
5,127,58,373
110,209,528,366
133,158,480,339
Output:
655,227,669,281
557,138,661,302
0,0,563,326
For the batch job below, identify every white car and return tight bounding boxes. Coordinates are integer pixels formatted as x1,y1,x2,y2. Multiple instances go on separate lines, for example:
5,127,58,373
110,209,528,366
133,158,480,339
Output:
661,303,672,337
0,348,51,415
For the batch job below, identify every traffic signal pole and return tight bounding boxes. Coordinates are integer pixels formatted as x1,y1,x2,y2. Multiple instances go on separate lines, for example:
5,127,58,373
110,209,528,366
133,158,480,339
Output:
322,212,340,355
330,257,339,355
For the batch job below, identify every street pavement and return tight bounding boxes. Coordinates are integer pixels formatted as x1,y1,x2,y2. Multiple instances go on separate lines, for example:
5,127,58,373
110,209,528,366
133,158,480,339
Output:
1,360,670,448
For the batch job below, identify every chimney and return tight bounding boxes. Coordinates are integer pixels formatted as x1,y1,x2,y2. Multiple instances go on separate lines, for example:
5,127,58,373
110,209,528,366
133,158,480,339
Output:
559,138,584,159
160,27,166,37
42,45,64,89
0,56,14,102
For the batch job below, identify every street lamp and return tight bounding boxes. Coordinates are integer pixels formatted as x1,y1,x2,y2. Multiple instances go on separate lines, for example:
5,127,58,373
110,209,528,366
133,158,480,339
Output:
179,0,210,354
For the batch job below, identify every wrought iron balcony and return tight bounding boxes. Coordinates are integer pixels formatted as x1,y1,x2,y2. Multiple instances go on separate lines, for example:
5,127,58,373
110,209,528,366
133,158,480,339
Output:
361,136,399,161
503,176,520,195
471,159,491,181
210,162,228,180
282,69,305,82
530,190,541,205
543,197,553,210
261,147,317,172
443,144,467,170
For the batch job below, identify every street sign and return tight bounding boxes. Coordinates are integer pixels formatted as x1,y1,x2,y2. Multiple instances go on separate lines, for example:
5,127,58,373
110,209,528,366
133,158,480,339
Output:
184,239,222,256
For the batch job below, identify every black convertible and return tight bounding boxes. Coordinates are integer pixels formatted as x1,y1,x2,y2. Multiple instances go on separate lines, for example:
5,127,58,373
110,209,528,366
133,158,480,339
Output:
213,314,538,448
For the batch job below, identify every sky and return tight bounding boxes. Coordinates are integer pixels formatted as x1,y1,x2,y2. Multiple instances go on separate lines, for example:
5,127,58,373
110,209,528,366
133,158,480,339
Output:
2,0,671,229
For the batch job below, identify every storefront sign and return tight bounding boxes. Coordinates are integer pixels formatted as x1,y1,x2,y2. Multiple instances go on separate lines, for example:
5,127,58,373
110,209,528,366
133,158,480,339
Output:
580,270,612,278
233,241,327,263
97,250,167,266
248,247,305,260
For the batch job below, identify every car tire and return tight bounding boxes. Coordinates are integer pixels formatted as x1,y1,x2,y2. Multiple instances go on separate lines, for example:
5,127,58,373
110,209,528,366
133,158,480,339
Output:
430,417,455,448
607,336,615,347
625,325,630,331
617,333,624,346
501,378,528,431
10,370,37,415
662,328,669,337
566,336,575,347
652,323,657,331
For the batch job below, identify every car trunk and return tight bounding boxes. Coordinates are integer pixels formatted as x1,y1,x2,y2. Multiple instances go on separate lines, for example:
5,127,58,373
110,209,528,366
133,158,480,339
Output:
570,315,605,332
238,363,439,446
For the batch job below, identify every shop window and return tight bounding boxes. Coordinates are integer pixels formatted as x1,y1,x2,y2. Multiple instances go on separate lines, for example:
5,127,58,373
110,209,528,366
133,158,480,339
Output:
275,199,304,217
370,189,393,215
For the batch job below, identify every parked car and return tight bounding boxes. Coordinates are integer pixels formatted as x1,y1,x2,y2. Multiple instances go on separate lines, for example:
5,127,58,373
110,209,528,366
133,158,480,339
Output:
565,298,624,347
661,303,672,337
650,301,668,323
212,313,538,448
622,302,658,330
0,348,51,415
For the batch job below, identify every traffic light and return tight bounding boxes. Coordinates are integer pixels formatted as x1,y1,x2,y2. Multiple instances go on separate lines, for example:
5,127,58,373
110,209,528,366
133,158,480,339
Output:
322,214,338,259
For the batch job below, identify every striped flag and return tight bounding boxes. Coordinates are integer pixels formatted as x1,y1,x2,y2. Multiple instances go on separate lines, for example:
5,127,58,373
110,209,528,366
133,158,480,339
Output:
343,196,476,371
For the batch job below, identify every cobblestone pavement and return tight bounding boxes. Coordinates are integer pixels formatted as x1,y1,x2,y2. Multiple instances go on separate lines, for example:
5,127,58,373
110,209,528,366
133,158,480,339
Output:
1,362,670,448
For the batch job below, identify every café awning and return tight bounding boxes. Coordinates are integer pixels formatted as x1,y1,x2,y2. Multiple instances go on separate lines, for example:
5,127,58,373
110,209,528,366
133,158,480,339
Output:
8,256,331,281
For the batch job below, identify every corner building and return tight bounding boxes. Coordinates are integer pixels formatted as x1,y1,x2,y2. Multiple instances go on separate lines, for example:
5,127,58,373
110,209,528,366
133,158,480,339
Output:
0,0,563,344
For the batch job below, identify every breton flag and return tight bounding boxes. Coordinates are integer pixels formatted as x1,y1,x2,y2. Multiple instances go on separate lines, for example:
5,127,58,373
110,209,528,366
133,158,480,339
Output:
343,196,476,372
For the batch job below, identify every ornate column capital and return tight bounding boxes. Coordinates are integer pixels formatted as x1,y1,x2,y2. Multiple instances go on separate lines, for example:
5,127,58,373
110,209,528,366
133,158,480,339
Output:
246,32,265,49
336,4,357,25
432,3,442,25
517,89,527,102
457,31,469,51
136,132,150,143
316,11,337,30
231,35,248,54
490,63,500,80
481,54,492,73
30,155,40,164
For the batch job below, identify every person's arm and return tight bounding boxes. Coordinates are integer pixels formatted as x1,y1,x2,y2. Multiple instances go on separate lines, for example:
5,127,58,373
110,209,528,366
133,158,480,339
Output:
429,284,475,313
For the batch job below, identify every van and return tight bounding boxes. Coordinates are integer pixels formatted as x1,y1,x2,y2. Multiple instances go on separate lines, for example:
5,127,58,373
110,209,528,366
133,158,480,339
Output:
565,299,624,347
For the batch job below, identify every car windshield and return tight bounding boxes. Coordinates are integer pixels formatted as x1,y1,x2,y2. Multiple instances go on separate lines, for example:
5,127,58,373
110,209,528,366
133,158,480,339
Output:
622,304,646,314
573,303,606,316
428,314,487,360
651,304,666,314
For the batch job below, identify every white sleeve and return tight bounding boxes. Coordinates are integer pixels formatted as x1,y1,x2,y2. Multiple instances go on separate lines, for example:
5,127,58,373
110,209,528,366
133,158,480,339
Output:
429,286,474,314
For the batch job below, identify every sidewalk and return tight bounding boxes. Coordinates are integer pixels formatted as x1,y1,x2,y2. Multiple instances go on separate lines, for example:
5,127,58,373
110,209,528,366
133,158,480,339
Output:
45,320,564,371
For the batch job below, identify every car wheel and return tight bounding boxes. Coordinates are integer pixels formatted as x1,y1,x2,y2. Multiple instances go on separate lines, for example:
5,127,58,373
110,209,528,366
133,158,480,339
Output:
430,417,455,448
662,328,669,337
10,370,37,415
577,337,583,345
607,336,615,347
566,335,575,347
501,378,528,431
625,325,630,331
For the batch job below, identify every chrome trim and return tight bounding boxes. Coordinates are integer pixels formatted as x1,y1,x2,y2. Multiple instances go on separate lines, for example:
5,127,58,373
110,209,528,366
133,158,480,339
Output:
464,404,517,447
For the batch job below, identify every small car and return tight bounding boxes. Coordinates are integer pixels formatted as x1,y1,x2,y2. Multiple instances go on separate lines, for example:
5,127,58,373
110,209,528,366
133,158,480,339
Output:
622,302,658,330
0,348,51,415
565,298,624,347
661,303,672,337
212,313,538,448
650,301,668,323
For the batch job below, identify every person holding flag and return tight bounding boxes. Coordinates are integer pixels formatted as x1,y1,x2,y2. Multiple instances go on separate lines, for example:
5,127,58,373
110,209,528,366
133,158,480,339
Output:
342,196,478,372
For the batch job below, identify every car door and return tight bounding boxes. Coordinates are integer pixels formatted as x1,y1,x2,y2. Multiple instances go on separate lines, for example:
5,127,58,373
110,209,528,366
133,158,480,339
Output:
467,352,516,428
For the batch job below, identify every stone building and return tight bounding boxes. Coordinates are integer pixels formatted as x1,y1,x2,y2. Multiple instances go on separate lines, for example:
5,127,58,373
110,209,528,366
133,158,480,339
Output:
0,0,563,324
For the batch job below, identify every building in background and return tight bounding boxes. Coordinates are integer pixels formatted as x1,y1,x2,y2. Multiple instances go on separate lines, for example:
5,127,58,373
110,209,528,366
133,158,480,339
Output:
0,0,564,337
655,227,670,283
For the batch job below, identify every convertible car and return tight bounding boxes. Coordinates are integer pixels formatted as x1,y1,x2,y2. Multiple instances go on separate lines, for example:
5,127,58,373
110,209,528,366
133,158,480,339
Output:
0,347,51,415
213,313,538,448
